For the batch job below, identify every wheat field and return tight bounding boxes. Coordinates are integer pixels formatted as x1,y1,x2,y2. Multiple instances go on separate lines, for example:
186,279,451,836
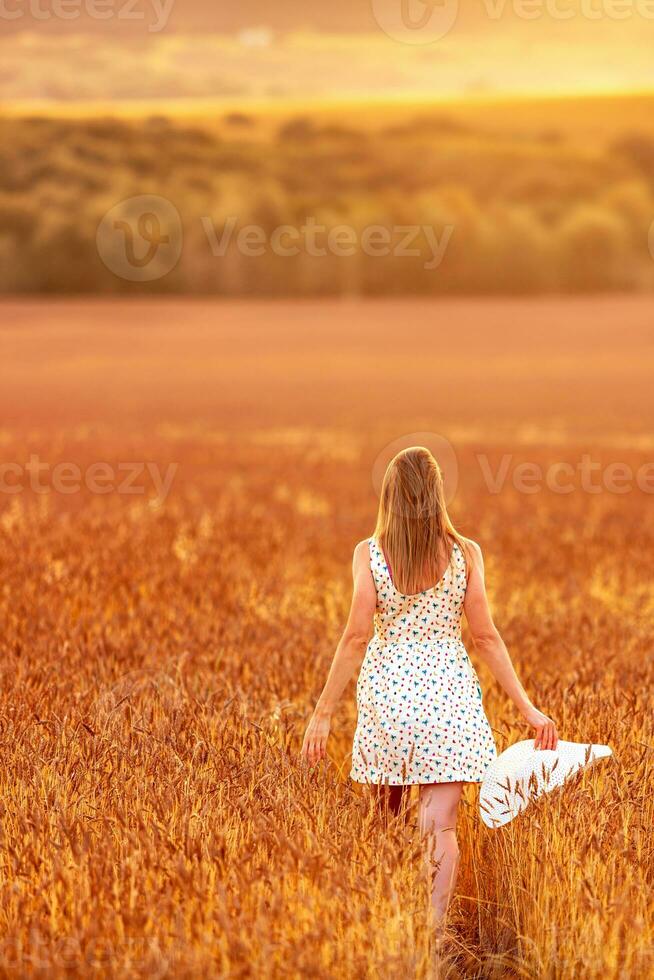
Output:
0,296,652,978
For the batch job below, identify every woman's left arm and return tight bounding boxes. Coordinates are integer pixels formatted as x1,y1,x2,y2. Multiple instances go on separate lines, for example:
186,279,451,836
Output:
301,541,376,766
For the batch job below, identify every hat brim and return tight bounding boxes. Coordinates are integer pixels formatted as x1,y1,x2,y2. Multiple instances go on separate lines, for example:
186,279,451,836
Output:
479,739,613,828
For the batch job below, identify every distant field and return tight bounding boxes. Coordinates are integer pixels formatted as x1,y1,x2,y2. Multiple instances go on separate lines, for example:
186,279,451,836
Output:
5,91,654,141
2,295,654,433
0,296,652,977
2,93,654,296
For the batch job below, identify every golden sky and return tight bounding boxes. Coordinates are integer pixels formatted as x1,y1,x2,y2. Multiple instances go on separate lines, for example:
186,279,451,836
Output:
1,1,654,101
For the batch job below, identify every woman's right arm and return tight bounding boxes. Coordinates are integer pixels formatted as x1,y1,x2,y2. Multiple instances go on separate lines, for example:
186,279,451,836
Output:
300,540,376,766
463,539,559,751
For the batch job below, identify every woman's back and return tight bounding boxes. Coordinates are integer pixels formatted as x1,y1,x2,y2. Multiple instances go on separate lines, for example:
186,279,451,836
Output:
351,533,496,786
369,536,467,646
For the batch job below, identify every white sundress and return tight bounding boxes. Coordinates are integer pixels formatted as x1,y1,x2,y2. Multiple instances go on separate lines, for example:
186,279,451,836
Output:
350,537,497,786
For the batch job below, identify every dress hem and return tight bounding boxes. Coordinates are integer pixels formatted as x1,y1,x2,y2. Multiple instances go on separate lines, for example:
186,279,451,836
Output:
349,772,487,786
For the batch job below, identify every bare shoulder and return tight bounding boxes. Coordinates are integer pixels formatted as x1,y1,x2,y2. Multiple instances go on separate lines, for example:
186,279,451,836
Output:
457,536,484,575
353,538,372,566
352,539,376,600
459,536,482,560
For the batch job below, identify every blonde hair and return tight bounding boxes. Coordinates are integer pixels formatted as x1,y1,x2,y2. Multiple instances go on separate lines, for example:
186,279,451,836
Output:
374,446,467,595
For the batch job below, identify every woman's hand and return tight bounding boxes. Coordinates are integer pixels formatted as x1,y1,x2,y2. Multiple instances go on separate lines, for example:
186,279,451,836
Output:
301,710,331,766
521,704,559,750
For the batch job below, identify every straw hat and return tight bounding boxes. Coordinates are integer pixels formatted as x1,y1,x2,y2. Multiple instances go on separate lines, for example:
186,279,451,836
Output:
479,739,613,828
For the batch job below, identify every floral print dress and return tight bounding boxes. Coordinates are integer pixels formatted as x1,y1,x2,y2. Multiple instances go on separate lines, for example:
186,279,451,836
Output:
350,537,497,786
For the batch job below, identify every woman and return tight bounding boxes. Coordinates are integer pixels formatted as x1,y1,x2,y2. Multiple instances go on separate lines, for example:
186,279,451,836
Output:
301,446,558,927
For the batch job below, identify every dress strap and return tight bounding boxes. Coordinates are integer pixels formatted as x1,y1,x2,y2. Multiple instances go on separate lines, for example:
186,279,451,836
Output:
451,538,468,586
369,537,391,593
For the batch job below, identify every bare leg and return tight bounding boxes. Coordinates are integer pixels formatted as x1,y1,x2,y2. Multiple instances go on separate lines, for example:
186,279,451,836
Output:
418,781,463,930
